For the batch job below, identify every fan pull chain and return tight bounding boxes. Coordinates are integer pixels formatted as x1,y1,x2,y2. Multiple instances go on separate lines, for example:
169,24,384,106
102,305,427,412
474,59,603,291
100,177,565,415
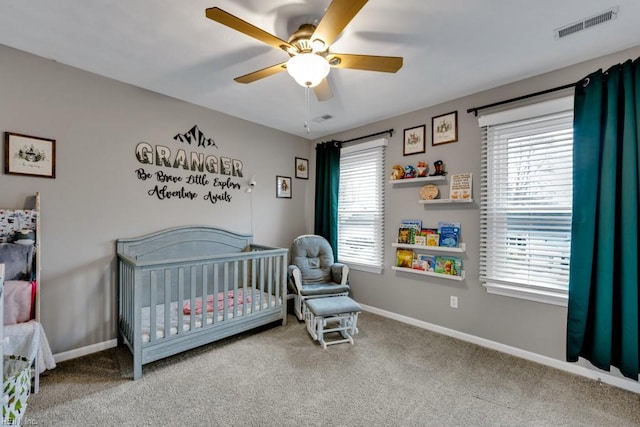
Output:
304,86,311,134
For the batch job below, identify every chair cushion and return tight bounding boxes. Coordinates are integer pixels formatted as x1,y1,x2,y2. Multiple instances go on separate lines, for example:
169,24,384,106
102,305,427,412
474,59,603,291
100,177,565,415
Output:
299,282,350,296
305,296,362,317
290,235,335,284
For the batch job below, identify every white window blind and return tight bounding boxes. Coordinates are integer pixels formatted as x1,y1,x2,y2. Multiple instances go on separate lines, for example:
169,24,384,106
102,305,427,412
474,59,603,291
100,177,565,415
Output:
338,138,386,273
480,98,573,306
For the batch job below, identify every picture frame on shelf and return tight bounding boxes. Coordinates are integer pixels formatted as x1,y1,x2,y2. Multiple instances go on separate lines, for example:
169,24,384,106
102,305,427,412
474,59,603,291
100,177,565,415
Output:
295,157,309,179
4,132,56,178
432,111,458,146
276,175,292,198
403,125,426,156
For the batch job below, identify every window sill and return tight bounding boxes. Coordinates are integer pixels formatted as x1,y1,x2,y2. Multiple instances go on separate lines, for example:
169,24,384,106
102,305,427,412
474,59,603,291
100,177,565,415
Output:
341,261,383,274
483,282,568,307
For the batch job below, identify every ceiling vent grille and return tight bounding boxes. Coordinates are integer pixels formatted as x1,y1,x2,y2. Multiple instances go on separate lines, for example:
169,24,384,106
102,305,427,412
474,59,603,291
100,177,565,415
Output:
555,6,618,39
313,114,333,123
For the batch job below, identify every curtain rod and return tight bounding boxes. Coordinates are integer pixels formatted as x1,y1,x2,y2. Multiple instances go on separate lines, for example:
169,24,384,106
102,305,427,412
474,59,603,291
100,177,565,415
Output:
466,81,578,117
341,128,394,144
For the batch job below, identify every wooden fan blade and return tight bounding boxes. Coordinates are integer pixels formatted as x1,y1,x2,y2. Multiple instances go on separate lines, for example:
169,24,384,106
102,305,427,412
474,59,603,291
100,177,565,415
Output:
234,62,288,84
327,53,403,73
313,78,333,102
206,7,295,53
312,0,368,47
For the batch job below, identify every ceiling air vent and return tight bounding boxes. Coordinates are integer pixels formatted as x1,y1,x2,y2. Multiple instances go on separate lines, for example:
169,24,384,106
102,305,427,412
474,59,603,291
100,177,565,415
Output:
554,6,618,39
313,114,333,123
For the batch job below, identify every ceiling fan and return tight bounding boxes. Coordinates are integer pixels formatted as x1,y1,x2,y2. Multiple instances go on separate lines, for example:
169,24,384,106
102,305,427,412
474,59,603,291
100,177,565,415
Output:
205,0,403,102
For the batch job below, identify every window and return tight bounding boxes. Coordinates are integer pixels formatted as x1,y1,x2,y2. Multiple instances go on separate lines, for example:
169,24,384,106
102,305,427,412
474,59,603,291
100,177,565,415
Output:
479,97,573,306
337,138,387,273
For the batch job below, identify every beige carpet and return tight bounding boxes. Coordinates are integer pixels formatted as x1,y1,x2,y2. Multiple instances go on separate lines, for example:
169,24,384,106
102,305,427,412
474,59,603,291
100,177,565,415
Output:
23,312,640,426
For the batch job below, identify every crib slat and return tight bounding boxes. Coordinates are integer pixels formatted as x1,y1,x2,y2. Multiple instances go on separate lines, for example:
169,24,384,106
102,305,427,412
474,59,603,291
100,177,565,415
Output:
189,267,196,332
259,257,265,310
251,258,257,313
128,265,134,341
232,260,239,318
212,263,219,324
150,270,157,343
164,269,171,339
273,255,280,305
267,255,273,308
177,268,184,336
201,263,207,327
222,262,229,320
242,259,248,317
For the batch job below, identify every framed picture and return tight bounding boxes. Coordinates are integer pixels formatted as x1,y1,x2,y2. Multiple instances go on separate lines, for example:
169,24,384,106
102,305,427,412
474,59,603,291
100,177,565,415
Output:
403,125,426,156
295,157,309,179
276,175,292,199
4,132,56,178
432,111,458,146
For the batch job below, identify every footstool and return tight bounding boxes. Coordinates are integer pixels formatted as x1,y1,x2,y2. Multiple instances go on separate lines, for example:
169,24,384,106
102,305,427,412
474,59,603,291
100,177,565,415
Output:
304,296,362,349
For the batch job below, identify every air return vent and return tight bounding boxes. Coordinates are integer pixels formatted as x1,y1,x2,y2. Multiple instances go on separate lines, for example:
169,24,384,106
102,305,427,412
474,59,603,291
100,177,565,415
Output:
554,6,618,39
313,114,333,123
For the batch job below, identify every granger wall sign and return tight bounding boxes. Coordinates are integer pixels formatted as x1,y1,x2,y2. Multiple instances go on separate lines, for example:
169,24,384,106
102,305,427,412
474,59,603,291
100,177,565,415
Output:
134,125,244,204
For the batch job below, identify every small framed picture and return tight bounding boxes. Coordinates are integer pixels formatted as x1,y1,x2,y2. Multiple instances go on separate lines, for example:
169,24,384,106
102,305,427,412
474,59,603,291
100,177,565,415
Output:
403,125,426,156
276,175,292,199
4,132,56,178
295,157,309,179
432,111,458,146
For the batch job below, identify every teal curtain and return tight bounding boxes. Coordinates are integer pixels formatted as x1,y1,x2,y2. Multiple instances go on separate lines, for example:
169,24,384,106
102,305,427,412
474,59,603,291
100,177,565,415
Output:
314,140,341,259
567,58,640,380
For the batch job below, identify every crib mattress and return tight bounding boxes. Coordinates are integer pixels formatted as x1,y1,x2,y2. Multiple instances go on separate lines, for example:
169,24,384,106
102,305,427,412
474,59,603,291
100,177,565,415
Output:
140,290,278,343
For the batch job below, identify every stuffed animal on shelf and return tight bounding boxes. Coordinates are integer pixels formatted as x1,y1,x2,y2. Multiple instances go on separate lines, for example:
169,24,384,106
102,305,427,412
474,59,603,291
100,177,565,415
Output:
403,164,417,179
390,164,405,180
416,161,428,177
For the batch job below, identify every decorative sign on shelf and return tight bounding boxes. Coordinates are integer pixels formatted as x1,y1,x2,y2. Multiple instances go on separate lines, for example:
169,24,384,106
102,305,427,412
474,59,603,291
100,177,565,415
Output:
134,125,245,205
449,173,472,201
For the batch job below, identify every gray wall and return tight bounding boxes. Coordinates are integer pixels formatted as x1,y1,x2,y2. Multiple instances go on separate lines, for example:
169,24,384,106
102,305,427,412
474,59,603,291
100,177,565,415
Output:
0,44,312,354
316,46,640,369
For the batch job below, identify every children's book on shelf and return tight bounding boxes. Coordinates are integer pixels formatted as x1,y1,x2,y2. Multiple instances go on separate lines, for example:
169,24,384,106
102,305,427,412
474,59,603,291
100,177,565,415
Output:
398,227,413,244
421,228,438,235
412,258,428,271
449,173,472,201
396,248,414,268
416,254,436,272
426,233,440,246
399,220,422,244
439,226,460,248
434,256,462,276
437,221,461,230
414,235,427,246
401,219,422,230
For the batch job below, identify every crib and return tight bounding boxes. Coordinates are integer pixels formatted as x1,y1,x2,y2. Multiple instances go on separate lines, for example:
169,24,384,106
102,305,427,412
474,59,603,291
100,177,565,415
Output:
117,225,288,380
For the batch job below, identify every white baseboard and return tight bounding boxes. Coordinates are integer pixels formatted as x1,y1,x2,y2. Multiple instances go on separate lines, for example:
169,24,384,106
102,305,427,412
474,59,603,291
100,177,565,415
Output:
361,304,640,394
53,339,118,364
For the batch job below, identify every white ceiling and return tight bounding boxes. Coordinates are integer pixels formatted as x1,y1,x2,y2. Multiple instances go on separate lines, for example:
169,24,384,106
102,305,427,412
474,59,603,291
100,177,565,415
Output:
1,1,639,139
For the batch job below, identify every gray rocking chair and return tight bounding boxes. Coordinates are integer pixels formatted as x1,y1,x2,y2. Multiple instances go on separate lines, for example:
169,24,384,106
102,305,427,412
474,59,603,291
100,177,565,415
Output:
288,235,350,321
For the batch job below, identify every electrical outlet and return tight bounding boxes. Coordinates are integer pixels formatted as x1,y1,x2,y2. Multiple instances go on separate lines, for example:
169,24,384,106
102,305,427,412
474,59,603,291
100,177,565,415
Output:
450,296,458,309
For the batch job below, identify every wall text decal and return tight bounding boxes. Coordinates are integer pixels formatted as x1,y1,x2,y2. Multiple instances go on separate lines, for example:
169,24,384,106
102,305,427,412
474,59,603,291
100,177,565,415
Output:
134,125,243,204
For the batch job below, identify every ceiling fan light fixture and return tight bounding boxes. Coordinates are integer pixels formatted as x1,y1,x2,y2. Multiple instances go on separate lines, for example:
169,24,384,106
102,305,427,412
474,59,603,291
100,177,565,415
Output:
286,53,330,88
280,44,297,55
310,38,326,52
